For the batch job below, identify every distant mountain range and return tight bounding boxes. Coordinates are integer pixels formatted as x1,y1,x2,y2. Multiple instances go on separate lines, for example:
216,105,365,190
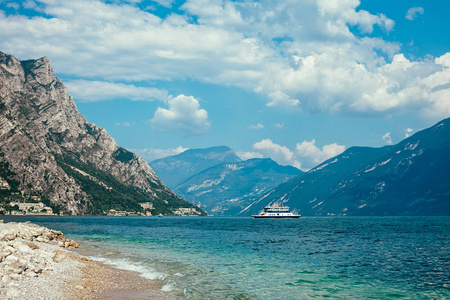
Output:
150,146,241,189
240,118,450,216
150,147,302,215
0,51,204,216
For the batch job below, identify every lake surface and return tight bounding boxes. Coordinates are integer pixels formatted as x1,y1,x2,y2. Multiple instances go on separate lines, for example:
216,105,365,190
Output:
4,216,449,299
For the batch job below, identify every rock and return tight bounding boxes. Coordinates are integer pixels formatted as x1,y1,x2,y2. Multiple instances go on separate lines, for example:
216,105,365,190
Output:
1,275,11,284
25,241,39,250
9,273,21,281
52,250,67,263
68,240,79,248
18,230,33,241
24,271,37,278
36,236,50,243
32,265,44,274
5,255,19,263
56,234,66,241
0,51,203,216
4,246,15,255
4,231,17,241
81,257,90,261
57,241,65,247
6,287,19,298
0,220,82,294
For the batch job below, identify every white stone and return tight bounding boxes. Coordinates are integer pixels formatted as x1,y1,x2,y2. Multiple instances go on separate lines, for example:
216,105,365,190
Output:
5,254,19,263
25,271,37,278
1,275,11,284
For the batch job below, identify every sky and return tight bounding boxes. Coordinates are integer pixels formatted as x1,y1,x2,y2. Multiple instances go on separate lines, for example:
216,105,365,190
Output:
0,0,449,171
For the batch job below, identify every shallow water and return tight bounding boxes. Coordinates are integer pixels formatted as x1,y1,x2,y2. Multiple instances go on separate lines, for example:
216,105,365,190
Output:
4,216,449,299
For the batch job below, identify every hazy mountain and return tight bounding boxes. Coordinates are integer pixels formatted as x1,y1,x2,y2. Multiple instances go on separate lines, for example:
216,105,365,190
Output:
175,158,302,215
149,146,241,189
0,51,204,215
241,118,450,216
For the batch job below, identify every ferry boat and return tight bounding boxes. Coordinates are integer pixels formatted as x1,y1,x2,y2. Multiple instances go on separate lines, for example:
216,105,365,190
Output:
252,204,300,218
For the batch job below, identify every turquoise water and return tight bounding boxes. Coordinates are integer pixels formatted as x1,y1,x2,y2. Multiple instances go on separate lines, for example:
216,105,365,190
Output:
4,216,449,299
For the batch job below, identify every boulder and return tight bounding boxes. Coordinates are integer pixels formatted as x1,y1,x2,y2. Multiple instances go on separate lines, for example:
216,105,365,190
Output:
52,250,67,263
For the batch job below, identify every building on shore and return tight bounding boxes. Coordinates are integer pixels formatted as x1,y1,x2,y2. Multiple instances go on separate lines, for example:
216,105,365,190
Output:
8,202,53,215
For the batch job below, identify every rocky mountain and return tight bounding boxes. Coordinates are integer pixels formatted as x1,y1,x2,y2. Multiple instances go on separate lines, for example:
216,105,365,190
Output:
149,146,241,189
174,158,302,215
241,118,450,216
149,147,302,215
0,51,204,215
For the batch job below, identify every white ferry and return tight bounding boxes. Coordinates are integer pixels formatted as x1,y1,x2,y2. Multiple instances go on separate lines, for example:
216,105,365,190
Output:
252,204,300,218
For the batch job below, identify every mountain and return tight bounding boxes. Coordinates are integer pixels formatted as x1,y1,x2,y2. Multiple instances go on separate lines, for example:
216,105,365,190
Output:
0,51,204,216
174,158,302,215
149,146,241,189
241,118,450,216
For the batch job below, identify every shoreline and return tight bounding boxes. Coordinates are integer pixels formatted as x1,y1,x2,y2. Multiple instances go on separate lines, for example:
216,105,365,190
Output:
0,219,177,299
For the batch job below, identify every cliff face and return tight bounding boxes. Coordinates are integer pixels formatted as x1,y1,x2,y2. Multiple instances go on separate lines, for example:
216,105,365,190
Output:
0,52,203,215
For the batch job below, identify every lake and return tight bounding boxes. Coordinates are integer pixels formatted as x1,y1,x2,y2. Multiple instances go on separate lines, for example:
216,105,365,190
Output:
4,216,449,299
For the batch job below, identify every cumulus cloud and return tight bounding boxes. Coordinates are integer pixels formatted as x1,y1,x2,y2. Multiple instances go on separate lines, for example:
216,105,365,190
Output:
295,139,346,169
253,139,301,169
405,128,414,138
0,0,448,119
267,91,300,108
130,146,188,162
383,132,393,145
150,94,211,135
251,138,346,171
406,7,424,21
273,123,284,129
236,151,264,161
66,80,168,102
248,123,264,130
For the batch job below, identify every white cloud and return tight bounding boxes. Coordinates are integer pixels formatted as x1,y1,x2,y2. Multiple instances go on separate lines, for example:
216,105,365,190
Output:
267,91,300,108
152,0,174,9
383,132,393,145
252,139,301,169
130,146,188,162
406,7,424,21
405,128,413,138
253,139,298,166
273,123,284,129
0,0,448,120
6,2,20,10
251,138,346,171
248,123,264,130
295,139,345,169
236,151,263,161
114,121,134,127
150,94,211,135
66,80,169,102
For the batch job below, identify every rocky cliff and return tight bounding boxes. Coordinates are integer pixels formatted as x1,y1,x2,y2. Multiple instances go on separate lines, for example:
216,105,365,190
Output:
0,52,204,215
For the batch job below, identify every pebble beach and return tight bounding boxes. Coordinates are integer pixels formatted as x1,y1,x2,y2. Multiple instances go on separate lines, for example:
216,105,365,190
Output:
0,220,175,299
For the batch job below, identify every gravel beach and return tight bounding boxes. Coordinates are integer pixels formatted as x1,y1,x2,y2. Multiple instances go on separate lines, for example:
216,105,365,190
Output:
0,220,177,299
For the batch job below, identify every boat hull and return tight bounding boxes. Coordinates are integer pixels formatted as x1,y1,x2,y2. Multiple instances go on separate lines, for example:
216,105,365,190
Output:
251,215,300,218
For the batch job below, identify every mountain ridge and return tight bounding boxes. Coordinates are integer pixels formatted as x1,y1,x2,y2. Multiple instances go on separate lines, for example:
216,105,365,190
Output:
241,118,450,216
150,147,302,215
0,51,204,215
149,146,242,189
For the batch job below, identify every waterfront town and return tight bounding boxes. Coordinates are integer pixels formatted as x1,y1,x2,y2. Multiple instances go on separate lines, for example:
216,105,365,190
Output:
0,177,200,216
0,177,54,215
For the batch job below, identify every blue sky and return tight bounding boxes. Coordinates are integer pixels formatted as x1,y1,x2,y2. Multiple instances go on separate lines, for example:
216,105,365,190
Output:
0,0,449,170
